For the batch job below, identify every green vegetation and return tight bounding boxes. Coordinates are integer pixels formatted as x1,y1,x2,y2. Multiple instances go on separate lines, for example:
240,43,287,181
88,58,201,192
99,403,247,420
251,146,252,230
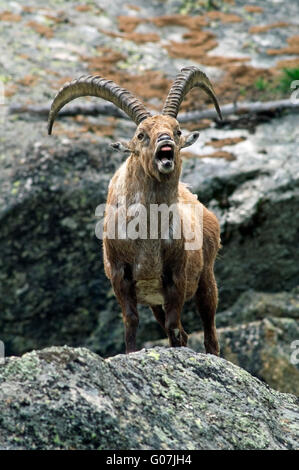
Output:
179,0,220,14
278,67,299,92
252,68,299,99
0,75,11,84
254,77,270,91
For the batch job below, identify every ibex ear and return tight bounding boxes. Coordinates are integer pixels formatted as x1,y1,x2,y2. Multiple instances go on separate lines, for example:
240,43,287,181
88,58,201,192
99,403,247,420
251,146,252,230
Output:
110,141,131,154
181,131,200,149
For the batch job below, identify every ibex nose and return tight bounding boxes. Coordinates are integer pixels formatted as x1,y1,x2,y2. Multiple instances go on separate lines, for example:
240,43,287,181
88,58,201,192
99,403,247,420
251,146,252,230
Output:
157,133,172,142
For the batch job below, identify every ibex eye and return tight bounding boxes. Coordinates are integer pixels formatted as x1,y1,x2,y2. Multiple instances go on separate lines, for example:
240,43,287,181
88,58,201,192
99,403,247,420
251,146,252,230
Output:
137,132,144,141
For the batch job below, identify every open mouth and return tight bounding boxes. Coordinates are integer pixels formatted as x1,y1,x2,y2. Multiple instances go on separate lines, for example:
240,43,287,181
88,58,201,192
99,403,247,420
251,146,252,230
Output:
155,141,175,173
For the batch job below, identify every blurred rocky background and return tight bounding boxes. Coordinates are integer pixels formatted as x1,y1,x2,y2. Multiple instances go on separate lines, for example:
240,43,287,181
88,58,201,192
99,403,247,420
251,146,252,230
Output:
0,0,298,395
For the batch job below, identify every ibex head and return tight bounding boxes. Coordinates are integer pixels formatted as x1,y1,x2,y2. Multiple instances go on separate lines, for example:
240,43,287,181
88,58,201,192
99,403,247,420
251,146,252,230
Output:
123,114,200,179
48,67,222,178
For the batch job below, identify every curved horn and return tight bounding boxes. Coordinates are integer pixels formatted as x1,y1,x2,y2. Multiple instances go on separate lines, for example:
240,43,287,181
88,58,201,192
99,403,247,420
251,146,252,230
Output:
48,75,152,134
162,66,222,120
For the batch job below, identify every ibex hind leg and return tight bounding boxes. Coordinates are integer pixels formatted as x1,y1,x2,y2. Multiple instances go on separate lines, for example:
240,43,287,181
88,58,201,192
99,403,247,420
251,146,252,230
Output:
195,269,219,356
151,305,188,347
151,305,166,331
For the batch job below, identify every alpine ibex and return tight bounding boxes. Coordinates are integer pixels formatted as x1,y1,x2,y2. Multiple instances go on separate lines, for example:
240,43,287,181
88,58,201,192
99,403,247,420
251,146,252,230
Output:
48,66,222,355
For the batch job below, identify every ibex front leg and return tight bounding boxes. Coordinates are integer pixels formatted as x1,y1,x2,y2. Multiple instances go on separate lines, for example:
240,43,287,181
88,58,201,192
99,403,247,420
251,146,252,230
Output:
162,266,188,347
111,263,139,353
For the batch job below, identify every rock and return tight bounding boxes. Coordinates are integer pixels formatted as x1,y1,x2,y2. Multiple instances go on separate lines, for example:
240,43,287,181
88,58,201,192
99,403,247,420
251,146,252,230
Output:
0,346,298,450
183,113,299,309
188,318,299,396
146,289,299,395
0,138,113,355
216,287,299,328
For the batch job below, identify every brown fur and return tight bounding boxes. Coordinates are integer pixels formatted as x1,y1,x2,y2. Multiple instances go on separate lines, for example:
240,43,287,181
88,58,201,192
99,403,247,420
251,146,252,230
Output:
103,115,220,354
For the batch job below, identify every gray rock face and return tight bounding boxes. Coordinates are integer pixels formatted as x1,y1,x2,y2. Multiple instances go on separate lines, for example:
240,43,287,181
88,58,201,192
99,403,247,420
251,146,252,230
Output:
0,346,298,450
0,139,117,355
216,288,299,327
182,113,299,308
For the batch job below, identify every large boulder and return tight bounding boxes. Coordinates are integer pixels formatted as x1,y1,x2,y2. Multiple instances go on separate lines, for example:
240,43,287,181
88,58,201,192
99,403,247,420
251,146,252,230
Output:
0,346,298,450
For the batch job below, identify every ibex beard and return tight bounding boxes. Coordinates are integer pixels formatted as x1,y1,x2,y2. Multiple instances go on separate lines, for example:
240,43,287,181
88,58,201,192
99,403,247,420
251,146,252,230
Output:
48,67,222,355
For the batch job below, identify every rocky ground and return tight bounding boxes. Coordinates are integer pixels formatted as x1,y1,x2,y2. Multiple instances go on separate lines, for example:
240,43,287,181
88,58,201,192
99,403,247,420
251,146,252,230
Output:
0,0,298,402
0,346,298,450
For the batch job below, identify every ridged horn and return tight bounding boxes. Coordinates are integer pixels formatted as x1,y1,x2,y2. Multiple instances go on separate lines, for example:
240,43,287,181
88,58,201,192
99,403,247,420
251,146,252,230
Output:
162,66,222,120
48,75,152,134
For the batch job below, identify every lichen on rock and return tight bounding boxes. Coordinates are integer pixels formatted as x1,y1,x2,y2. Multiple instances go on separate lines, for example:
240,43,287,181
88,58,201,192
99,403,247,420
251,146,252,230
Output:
0,346,298,450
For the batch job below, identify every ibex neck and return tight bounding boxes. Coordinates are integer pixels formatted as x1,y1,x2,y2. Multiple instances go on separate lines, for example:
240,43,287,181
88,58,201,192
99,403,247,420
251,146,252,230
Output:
126,156,180,205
